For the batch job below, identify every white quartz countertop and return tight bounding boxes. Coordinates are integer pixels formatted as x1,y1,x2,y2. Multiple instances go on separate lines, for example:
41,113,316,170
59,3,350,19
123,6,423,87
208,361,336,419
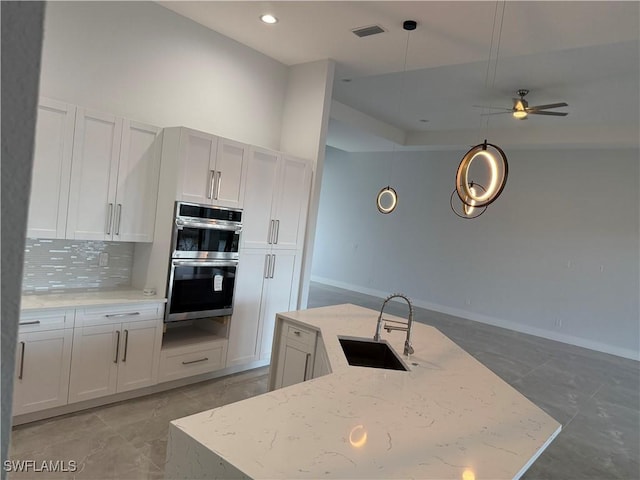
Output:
168,304,561,480
21,288,166,311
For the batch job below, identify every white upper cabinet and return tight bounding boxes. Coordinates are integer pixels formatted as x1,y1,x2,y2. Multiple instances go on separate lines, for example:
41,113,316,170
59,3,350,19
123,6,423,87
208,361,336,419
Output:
215,138,248,208
241,148,312,251
178,129,219,205
272,156,312,251
66,107,161,242
241,148,279,249
176,128,247,208
26,98,76,239
114,120,162,242
67,108,122,240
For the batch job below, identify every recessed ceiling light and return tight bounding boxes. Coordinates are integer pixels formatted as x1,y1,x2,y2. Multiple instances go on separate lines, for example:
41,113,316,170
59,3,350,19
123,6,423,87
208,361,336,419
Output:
260,14,278,24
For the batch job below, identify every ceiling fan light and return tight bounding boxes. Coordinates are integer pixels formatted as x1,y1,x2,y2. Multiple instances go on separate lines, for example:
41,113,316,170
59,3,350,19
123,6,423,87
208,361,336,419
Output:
513,110,528,119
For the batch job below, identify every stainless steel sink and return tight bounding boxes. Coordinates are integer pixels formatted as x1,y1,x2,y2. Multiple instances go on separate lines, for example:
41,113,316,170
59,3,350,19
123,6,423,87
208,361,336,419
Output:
338,336,409,371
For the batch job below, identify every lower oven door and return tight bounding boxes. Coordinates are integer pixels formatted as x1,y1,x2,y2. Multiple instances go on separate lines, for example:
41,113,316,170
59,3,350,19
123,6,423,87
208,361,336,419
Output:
166,259,238,322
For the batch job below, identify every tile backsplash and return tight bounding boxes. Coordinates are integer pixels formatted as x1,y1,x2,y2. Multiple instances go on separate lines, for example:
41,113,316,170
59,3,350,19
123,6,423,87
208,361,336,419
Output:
22,239,134,293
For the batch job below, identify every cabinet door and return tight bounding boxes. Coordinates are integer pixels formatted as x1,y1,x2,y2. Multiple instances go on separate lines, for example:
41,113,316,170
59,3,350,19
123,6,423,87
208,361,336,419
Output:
178,129,218,205
67,108,122,240
226,250,268,367
213,138,247,209
113,120,162,242
272,156,312,250
12,329,73,415
276,340,313,389
68,323,119,403
27,98,75,239
242,148,279,249
258,252,298,361
116,319,161,393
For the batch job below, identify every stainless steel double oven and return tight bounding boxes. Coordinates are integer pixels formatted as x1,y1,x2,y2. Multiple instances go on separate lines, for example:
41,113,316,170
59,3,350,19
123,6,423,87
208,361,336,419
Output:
165,202,242,323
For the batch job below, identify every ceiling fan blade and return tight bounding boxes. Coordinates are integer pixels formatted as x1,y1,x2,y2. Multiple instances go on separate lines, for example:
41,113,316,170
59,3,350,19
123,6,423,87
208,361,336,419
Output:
472,105,512,111
528,102,568,110
528,110,568,116
480,111,510,116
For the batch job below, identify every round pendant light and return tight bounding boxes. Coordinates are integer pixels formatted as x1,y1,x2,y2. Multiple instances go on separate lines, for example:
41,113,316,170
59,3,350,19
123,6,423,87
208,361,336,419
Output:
455,140,508,209
377,186,398,214
450,182,488,219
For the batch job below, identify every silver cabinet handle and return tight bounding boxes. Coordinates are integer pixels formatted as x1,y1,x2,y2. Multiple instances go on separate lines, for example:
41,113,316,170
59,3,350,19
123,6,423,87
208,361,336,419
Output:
19,320,41,326
274,220,280,244
105,312,140,318
267,219,274,244
114,330,121,364
208,170,215,199
18,341,25,379
115,204,122,235
264,254,271,279
214,171,221,200
270,254,276,278
106,203,114,234
304,352,311,380
182,357,208,365
122,329,129,362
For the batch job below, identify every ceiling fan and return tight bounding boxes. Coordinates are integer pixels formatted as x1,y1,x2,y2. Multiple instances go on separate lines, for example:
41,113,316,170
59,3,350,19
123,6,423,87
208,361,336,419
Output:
475,89,569,120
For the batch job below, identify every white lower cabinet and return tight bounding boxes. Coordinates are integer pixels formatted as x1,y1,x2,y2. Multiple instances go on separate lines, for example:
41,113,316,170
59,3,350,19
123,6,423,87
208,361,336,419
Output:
270,319,322,390
68,303,163,404
227,249,300,367
159,339,227,383
13,321,74,416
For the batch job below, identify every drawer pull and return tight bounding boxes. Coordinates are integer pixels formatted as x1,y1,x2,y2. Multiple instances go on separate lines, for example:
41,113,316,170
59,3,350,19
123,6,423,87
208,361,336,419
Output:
19,320,41,326
105,312,140,318
18,342,25,379
294,331,301,336
182,357,208,365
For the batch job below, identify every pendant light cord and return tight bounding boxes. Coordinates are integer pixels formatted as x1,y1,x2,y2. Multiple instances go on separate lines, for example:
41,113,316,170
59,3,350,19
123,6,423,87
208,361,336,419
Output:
481,1,507,137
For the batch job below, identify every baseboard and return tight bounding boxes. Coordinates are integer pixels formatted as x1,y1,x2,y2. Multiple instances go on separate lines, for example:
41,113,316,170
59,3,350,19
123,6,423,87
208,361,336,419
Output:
310,276,639,361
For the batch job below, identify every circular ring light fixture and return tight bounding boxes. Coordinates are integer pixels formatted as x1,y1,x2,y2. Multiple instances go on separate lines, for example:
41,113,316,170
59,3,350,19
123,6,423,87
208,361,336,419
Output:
456,140,508,208
450,182,488,219
376,186,398,214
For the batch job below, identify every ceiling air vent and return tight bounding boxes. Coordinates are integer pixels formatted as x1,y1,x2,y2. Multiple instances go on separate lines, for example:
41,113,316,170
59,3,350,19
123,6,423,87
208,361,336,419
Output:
351,25,386,38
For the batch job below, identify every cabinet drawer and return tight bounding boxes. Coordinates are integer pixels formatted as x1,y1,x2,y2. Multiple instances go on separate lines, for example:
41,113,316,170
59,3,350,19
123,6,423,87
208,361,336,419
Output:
284,322,316,348
18,309,74,333
159,340,227,383
75,303,163,327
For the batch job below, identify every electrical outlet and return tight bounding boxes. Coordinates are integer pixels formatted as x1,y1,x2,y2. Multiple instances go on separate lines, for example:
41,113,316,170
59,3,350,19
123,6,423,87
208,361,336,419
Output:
98,252,109,267
554,318,562,328
465,298,471,306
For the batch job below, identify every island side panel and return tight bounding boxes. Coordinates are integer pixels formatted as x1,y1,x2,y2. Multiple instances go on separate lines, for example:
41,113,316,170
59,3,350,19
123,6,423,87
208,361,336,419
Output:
165,423,250,480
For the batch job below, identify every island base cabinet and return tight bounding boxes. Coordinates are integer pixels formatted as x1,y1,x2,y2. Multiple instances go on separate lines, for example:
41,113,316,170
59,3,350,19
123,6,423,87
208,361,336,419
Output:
271,320,317,390
68,318,162,404
12,329,73,416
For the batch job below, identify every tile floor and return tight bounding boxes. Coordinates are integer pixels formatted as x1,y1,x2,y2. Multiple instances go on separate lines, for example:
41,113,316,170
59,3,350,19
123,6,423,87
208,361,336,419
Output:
9,282,640,479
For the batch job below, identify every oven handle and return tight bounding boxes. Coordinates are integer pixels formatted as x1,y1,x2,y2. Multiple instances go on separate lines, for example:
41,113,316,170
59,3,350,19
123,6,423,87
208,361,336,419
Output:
172,259,238,268
175,218,242,232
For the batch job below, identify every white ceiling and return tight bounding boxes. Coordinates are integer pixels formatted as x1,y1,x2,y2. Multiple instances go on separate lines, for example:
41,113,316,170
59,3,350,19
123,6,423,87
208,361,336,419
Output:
160,1,639,151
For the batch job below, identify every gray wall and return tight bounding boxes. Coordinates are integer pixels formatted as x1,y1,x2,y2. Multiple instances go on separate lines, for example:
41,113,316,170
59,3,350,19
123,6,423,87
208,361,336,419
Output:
312,146,640,359
1,1,45,471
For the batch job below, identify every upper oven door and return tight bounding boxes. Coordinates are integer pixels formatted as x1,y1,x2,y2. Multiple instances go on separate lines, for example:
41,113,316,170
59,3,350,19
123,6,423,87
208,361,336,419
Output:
173,222,240,259
172,202,242,259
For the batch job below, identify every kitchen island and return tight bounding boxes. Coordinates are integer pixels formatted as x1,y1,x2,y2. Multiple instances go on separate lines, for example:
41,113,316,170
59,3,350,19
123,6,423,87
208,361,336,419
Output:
165,304,561,479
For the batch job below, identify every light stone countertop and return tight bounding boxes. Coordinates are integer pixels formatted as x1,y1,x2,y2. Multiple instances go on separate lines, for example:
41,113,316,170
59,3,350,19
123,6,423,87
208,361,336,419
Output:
167,304,561,480
20,288,167,311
